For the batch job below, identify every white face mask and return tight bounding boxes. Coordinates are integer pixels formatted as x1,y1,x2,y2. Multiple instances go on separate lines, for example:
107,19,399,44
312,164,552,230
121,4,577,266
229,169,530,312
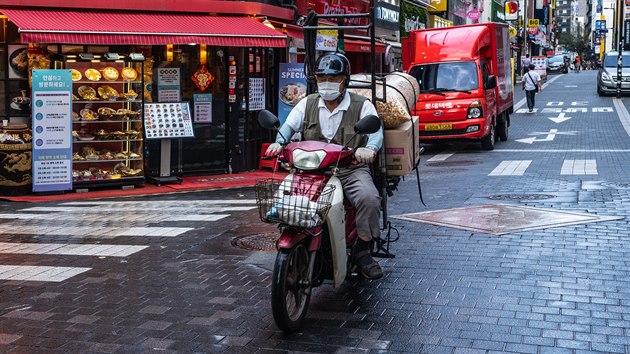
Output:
317,81,342,101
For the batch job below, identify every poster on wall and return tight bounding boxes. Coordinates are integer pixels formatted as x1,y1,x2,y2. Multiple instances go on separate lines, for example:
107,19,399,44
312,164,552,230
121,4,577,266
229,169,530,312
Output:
248,78,266,111
31,69,73,192
193,94,213,123
278,63,307,125
157,67,181,102
8,45,29,79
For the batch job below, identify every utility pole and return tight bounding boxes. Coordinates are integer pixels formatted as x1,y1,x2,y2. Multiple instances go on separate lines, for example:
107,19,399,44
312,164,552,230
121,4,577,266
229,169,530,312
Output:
617,0,624,98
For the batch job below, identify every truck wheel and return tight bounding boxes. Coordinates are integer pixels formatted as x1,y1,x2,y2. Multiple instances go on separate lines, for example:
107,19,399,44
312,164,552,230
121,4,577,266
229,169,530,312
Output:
497,113,509,142
481,123,495,150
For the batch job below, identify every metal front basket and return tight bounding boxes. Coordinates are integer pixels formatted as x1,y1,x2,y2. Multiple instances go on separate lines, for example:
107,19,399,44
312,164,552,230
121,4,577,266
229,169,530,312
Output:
255,178,336,228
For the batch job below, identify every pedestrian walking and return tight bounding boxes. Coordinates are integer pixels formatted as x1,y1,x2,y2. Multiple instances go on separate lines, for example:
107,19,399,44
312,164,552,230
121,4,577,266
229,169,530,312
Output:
522,63,542,113
521,54,531,76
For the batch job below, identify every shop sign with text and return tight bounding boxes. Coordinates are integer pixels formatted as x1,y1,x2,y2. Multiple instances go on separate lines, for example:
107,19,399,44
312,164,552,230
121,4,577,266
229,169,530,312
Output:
375,2,400,30
31,69,73,192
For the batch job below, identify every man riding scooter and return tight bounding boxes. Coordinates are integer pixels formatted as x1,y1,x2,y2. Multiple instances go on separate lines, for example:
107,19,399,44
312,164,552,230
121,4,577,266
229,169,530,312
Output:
265,52,384,279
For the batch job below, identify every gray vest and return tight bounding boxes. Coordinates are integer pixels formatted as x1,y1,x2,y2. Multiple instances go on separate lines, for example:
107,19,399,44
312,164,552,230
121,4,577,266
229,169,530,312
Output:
302,92,368,151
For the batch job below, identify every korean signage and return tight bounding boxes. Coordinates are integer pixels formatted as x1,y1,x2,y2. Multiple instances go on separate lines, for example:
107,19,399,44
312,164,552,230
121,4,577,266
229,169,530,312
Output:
596,20,606,29
625,19,630,51
31,69,73,192
278,63,307,125
429,0,447,13
193,94,212,123
157,68,181,103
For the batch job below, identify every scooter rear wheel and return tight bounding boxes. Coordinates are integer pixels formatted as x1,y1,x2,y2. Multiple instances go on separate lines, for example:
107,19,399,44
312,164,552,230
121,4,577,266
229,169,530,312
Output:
271,242,312,332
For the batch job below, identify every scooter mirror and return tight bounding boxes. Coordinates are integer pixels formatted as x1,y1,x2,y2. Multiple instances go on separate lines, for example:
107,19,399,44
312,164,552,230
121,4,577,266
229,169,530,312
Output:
258,110,280,130
354,115,381,135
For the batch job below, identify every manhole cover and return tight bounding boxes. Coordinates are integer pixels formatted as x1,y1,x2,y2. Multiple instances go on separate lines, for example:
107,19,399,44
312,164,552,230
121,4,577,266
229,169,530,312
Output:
392,205,623,235
601,182,630,189
488,194,556,201
231,233,278,252
426,160,482,167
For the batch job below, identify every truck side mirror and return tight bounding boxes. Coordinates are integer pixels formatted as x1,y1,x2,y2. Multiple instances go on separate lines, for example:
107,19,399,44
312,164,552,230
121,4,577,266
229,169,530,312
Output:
485,75,497,89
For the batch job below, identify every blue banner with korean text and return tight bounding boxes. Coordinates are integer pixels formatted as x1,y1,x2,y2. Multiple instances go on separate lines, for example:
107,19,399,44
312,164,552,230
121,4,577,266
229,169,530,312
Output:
278,63,307,125
31,69,73,192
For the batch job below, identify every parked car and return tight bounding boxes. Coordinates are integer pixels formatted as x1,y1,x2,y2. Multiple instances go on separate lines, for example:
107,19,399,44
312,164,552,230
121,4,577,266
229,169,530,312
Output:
547,55,569,74
597,51,630,96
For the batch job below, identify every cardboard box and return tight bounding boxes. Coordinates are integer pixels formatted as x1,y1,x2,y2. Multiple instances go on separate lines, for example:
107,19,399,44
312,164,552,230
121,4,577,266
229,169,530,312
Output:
383,116,419,176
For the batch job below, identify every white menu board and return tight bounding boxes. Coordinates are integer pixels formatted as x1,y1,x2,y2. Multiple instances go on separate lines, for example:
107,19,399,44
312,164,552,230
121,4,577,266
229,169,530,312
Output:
144,102,195,139
249,78,265,111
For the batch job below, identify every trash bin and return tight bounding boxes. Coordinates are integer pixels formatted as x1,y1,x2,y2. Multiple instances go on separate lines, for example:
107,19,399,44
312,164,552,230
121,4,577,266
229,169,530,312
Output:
0,124,32,196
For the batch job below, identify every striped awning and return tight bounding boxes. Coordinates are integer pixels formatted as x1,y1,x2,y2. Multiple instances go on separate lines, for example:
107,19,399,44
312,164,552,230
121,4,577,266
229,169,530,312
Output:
0,8,287,47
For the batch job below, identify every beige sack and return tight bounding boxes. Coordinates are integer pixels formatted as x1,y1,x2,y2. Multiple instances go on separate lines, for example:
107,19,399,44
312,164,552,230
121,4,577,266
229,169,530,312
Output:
348,72,420,129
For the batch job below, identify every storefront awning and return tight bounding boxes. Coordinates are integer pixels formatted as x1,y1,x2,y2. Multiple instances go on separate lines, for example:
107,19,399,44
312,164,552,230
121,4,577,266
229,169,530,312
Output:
0,8,287,47
343,39,387,54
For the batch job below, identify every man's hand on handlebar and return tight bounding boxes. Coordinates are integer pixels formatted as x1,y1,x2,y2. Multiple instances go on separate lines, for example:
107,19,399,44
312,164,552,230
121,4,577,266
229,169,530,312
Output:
355,147,376,164
265,142,283,157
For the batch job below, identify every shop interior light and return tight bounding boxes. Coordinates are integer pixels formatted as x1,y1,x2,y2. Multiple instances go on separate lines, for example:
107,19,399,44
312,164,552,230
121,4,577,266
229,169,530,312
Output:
129,53,145,61
165,45,174,61
78,53,94,61
105,52,120,61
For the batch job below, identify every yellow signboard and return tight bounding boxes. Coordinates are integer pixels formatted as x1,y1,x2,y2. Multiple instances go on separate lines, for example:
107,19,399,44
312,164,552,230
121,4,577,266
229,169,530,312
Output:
528,19,539,27
428,0,448,13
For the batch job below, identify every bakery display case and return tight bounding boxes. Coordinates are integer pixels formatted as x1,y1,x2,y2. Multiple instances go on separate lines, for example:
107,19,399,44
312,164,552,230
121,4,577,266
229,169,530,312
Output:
57,53,146,189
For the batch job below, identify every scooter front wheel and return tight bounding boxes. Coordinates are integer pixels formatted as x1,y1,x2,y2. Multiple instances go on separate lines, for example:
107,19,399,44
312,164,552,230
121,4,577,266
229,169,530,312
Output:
271,242,312,332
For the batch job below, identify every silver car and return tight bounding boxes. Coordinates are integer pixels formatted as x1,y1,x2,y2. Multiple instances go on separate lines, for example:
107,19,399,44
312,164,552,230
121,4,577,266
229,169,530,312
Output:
597,51,630,96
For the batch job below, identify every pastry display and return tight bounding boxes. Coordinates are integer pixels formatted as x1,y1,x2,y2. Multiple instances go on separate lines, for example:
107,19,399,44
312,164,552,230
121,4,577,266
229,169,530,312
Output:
78,86,98,100
121,67,138,80
124,89,138,101
97,85,119,100
70,60,144,186
85,68,101,81
71,69,82,81
80,109,97,120
102,67,119,81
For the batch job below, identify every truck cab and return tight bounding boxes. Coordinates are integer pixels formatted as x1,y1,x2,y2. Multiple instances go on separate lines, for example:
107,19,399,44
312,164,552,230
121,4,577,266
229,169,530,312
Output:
402,23,513,150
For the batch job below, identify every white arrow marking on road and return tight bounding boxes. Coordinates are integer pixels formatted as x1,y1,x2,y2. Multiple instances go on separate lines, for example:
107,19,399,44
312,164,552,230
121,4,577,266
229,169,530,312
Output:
565,85,578,87
549,112,572,124
516,129,558,144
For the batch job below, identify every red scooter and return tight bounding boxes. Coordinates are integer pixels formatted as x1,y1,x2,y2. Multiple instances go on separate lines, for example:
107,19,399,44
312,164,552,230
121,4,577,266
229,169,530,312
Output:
255,110,382,332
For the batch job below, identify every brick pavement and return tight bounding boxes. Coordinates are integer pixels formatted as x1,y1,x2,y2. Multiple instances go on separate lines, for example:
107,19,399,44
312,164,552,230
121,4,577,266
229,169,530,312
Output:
1,71,630,353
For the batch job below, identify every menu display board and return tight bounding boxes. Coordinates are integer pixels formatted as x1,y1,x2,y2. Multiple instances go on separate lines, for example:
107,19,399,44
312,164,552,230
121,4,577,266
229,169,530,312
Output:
144,102,195,139
248,78,265,111
31,69,73,192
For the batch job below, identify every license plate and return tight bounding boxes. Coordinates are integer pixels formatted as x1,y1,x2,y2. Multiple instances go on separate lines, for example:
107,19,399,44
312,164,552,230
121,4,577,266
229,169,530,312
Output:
424,123,452,131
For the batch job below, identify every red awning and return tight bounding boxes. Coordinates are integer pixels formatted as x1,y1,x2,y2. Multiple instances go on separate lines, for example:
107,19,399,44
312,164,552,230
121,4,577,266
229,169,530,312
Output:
0,8,287,47
343,39,387,54
285,24,304,40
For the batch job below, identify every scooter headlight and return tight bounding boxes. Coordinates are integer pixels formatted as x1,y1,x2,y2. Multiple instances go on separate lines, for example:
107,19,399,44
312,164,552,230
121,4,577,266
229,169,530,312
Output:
292,149,327,170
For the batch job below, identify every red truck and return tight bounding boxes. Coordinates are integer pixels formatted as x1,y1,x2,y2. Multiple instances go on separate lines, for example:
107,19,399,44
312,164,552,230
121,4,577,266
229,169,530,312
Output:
402,23,514,150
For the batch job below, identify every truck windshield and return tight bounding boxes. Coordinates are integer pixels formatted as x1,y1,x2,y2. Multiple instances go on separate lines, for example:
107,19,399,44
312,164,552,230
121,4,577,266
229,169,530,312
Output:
409,62,479,93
